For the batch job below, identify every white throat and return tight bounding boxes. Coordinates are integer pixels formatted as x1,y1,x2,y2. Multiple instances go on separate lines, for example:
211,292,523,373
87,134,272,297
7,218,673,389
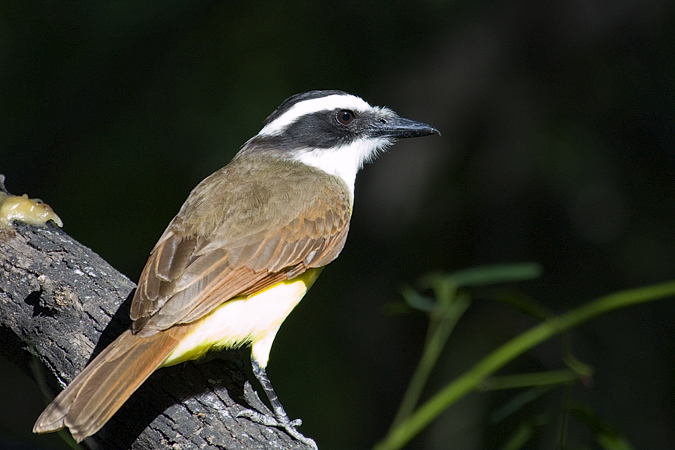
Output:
293,137,390,198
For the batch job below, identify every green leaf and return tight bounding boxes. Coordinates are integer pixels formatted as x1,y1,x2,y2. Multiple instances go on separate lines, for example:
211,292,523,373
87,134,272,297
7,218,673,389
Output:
498,414,550,450
493,290,552,321
499,422,534,450
569,402,635,450
480,369,580,392
422,263,543,290
400,285,436,312
489,387,552,424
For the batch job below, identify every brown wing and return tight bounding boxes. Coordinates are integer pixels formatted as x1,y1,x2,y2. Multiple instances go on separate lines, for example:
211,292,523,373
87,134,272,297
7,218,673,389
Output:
130,157,351,336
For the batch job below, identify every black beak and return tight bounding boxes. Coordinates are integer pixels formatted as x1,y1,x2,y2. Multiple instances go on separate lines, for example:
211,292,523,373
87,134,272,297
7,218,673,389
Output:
371,116,439,139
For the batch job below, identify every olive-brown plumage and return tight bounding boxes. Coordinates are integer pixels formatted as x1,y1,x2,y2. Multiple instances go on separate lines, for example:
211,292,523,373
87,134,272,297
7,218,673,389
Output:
132,156,352,333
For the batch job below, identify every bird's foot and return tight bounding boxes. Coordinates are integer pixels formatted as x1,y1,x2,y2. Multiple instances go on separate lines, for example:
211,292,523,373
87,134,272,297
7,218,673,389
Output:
237,408,317,449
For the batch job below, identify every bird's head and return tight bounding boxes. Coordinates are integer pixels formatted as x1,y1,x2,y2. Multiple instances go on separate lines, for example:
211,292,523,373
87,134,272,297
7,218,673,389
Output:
240,90,439,196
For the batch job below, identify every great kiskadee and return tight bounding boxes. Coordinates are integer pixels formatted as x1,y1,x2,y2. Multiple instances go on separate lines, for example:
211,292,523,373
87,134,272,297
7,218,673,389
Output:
33,90,438,447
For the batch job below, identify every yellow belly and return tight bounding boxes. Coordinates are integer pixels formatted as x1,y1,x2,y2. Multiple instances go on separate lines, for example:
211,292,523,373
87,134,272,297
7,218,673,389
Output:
162,268,322,368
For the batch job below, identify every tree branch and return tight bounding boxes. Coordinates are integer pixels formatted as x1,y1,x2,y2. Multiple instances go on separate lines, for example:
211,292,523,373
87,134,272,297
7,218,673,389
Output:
0,175,314,450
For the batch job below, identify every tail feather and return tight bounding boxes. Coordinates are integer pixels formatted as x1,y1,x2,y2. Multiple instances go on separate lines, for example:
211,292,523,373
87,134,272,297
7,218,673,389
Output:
34,327,186,442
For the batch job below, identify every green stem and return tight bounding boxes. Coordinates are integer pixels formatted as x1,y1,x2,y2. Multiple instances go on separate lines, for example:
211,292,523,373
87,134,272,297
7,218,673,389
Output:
390,294,471,429
374,280,675,450
478,369,579,391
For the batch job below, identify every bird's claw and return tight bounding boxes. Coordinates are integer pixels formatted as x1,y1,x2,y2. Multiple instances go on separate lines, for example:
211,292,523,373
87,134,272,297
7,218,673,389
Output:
237,408,317,449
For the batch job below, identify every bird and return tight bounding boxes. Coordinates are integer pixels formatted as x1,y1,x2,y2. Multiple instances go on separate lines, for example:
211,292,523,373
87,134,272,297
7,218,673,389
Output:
33,89,438,447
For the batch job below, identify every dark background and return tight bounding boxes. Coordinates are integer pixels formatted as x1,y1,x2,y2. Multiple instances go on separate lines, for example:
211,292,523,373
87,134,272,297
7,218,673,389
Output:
1,1,674,449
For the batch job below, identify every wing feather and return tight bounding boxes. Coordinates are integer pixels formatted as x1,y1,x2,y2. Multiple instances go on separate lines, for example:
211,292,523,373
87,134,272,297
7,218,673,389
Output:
130,158,352,336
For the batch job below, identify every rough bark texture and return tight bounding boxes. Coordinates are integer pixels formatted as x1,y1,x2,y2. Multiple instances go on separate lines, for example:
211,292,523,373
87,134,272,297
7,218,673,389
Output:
0,176,314,450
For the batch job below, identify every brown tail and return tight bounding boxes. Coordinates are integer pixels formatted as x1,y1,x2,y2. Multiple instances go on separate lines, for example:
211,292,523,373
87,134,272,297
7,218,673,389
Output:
33,326,187,442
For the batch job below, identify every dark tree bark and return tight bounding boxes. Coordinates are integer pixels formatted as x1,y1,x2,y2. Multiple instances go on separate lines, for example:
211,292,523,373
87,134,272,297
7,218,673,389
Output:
0,175,315,450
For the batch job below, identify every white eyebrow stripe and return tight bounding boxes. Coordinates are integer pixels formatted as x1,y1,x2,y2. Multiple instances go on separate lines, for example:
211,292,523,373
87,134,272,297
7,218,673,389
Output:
258,94,372,136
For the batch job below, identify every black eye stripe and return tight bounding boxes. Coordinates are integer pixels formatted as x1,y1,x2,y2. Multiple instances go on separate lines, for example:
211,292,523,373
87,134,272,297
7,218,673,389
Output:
252,108,374,150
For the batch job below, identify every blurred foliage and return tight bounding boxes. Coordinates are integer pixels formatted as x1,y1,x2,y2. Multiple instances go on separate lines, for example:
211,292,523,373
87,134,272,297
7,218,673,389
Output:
1,0,674,449
375,265,675,449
